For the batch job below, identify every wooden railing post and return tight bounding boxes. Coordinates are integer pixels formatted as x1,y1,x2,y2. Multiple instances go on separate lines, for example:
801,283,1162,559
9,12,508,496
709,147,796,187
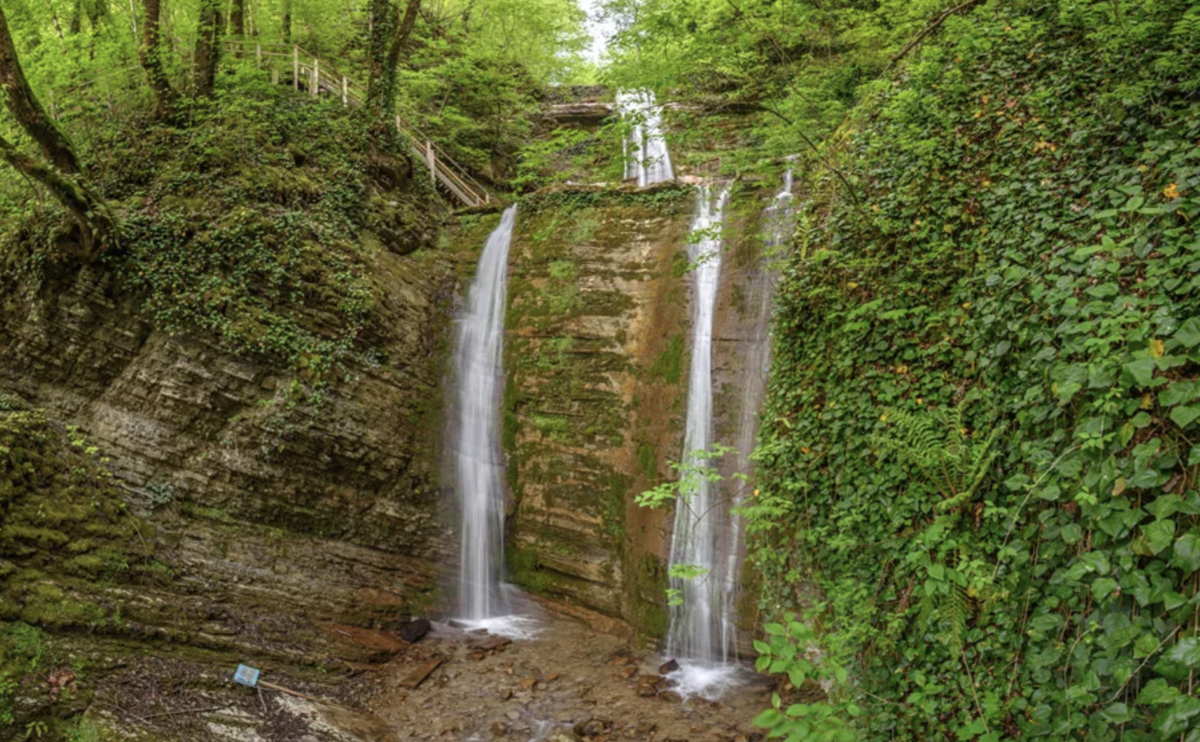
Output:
426,141,436,186
256,43,262,68
293,46,299,91
311,57,319,98
342,76,348,107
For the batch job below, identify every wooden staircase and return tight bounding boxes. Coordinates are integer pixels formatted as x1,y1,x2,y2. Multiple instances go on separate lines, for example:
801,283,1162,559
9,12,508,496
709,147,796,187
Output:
224,40,493,209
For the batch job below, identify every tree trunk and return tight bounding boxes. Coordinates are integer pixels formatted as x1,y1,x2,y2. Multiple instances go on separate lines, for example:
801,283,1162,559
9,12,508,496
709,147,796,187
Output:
365,0,393,129
0,5,82,175
230,0,245,36
0,135,119,257
69,0,83,34
87,0,110,32
282,0,291,43
139,0,179,119
194,0,222,97
380,0,420,119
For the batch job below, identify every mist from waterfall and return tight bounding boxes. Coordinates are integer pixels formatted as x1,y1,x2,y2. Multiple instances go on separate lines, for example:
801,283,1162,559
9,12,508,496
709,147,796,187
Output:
617,90,674,186
453,205,518,622
667,184,731,667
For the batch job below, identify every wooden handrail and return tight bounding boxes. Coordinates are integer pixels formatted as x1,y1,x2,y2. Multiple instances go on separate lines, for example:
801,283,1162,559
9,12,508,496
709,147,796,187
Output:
223,38,490,207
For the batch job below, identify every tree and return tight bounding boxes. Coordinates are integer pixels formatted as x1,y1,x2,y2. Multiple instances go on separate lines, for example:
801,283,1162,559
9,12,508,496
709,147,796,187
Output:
365,0,395,130
379,0,422,120
195,0,222,97
281,0,292,42
230,0,246,36
0,4,81,174
0,136,117,256
139,0,180,118
0,4,117,256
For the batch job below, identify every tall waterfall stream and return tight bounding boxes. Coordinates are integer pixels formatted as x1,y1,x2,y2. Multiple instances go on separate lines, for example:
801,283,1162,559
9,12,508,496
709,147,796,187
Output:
450,205,538,638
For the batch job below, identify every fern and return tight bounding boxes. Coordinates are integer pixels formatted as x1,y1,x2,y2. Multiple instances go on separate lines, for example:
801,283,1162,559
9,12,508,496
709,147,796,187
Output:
871,404,1002,515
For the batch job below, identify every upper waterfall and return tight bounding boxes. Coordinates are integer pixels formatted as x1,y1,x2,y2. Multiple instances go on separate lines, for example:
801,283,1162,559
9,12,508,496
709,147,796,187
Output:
617,90,675,187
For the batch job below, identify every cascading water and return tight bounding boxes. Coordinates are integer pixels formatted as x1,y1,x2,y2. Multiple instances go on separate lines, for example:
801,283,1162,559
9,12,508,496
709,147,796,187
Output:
453,205,518,623
665,174,794,698
616,90,674,186
717,169,795,661
666,184,732,690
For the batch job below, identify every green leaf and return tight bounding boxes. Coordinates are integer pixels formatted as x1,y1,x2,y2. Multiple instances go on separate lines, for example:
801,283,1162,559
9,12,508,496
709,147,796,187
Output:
1154,638,1200,680
1169,403,1200,428
1091,577,1118,600
1136,678,1180,705
1124,357,1157,387
1153,696,1200,736
1100,703,1131,724
1171,531,1200,573
752,708,784,729
1143,519,1177,554
1174,317,1200,348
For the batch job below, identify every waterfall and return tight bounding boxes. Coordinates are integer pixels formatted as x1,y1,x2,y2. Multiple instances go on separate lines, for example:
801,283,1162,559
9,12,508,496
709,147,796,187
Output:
453,205,518,622
667,184,731,665
717,169,795,661
617,90,674,186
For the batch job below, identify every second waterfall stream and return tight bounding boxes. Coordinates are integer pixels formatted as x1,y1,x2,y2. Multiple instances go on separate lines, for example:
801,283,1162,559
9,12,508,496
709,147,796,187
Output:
665,184,740,696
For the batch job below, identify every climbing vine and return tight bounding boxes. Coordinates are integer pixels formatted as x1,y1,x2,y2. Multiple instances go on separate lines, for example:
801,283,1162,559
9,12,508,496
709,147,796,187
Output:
751,1,1200,739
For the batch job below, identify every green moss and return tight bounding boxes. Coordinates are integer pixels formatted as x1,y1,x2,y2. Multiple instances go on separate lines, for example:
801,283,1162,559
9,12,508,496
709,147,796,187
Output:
508,545,551,595
629,555,669,641
530,414,571,441
547,260,578,281
0,526,70,555
648,333,685,385
637,443,657,479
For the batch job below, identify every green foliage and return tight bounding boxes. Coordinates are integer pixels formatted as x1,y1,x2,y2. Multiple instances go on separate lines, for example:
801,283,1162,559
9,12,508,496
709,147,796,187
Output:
754,1,1200,740
752,615,856,742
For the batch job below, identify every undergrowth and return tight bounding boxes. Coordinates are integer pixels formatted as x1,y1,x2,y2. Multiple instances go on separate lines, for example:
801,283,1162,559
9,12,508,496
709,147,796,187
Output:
751,1,1200,740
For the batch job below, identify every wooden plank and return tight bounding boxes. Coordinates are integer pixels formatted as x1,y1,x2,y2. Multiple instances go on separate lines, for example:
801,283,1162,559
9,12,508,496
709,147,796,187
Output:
399,658,444,689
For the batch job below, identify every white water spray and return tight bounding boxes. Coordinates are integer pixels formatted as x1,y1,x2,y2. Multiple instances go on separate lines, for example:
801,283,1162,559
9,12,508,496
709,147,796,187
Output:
667,185,731,668
453,205,518,622
617,90,674,186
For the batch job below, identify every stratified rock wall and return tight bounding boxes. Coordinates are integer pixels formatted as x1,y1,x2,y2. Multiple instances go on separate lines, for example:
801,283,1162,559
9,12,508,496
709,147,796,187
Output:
0,247,456,562
502,185,776,642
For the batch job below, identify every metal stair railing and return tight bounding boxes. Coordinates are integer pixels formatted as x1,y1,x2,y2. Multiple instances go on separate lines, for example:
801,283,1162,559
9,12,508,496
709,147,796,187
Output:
224,39,492,208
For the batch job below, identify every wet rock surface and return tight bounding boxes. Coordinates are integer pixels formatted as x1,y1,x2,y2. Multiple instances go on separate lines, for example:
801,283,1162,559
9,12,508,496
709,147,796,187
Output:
368,600,771,741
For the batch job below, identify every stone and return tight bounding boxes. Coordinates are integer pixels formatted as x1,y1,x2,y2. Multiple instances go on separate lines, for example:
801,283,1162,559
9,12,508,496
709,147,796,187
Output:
658,659,679,674
400,618,432,643
518,677,538,691
472,636,513,652
635,675,663,697
573,719,611,738
658,690,683,704
617,665,637,680
491,721,508,738
506,710,521,721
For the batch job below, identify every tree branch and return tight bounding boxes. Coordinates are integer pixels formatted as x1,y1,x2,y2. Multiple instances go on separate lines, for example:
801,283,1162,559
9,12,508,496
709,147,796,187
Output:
886,0,986,74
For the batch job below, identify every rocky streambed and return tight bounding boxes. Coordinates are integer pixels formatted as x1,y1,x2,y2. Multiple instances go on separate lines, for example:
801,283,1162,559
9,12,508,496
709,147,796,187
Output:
370,595,772,742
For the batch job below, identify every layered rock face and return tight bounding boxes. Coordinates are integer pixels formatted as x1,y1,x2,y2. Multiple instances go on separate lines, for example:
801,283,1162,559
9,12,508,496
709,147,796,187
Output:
0,249,455,564
501,185,776,643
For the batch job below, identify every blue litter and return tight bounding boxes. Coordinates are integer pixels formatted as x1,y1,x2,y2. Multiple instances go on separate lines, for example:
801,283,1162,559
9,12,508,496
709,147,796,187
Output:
233,664,261,688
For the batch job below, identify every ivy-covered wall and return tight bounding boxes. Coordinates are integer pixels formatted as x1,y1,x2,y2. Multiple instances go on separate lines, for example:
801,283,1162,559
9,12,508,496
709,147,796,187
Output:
751,1,1200,739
